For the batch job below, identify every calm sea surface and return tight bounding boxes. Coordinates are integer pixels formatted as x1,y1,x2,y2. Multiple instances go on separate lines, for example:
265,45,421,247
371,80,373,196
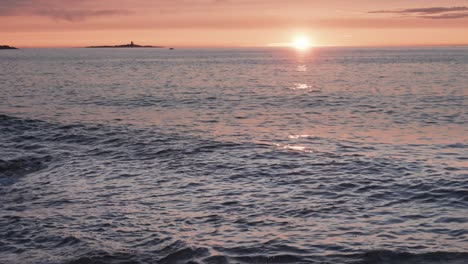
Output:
0,47,467,263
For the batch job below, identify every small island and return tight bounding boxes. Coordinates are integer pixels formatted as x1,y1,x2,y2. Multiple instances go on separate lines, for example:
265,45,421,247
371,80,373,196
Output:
86,41,163,48
0,45,18,50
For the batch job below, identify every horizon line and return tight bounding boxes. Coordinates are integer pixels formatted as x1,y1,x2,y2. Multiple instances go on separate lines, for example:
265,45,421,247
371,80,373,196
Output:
7,43,468,49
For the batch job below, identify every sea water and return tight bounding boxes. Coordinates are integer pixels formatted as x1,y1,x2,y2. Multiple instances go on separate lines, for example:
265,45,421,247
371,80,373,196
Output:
0,47,467,263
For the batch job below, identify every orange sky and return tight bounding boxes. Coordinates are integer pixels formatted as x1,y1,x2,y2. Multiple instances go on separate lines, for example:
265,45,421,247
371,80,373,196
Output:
1,0,468,47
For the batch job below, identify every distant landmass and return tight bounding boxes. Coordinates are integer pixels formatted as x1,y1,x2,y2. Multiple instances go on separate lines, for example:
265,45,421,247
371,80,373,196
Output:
86,41,163,48
0,45,18,50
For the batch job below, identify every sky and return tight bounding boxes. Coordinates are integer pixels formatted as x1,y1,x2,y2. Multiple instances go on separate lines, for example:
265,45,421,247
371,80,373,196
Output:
1,0,468,47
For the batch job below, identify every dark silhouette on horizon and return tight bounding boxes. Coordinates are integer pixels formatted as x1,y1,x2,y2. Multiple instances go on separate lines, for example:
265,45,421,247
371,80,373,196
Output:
86,41,163,48
0,45,18,49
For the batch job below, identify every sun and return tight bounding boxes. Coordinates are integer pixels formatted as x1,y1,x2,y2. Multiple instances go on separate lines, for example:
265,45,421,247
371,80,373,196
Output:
292,35,312,51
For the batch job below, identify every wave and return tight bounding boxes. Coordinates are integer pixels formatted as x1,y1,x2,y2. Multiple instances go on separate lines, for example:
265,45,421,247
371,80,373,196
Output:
62,249,468,264
1,113,467,264
0,155,53,186
353,250,468,264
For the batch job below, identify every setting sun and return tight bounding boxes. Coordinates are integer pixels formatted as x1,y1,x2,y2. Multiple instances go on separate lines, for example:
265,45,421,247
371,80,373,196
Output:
292,35,312,50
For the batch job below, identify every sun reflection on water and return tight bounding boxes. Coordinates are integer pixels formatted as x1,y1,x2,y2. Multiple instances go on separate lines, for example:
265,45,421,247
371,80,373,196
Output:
297,65,307,72
292,83,310,90
288,134,316,139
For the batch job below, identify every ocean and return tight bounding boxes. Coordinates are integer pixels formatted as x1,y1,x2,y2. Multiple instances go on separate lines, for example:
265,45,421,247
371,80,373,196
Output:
0,47,467,264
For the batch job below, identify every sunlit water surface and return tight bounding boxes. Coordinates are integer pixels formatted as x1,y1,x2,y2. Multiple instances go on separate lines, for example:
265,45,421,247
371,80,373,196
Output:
0,47,467,264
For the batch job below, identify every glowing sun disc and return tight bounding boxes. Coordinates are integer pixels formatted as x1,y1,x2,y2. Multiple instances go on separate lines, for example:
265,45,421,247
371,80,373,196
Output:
292,35,312,50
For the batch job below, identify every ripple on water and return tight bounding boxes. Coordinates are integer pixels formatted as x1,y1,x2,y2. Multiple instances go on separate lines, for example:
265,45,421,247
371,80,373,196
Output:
0,47,467,263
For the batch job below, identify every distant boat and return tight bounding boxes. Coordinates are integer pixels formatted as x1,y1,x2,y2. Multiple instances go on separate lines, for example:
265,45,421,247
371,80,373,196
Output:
86,41,163,49
0,45,18,50
169,48,174,50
